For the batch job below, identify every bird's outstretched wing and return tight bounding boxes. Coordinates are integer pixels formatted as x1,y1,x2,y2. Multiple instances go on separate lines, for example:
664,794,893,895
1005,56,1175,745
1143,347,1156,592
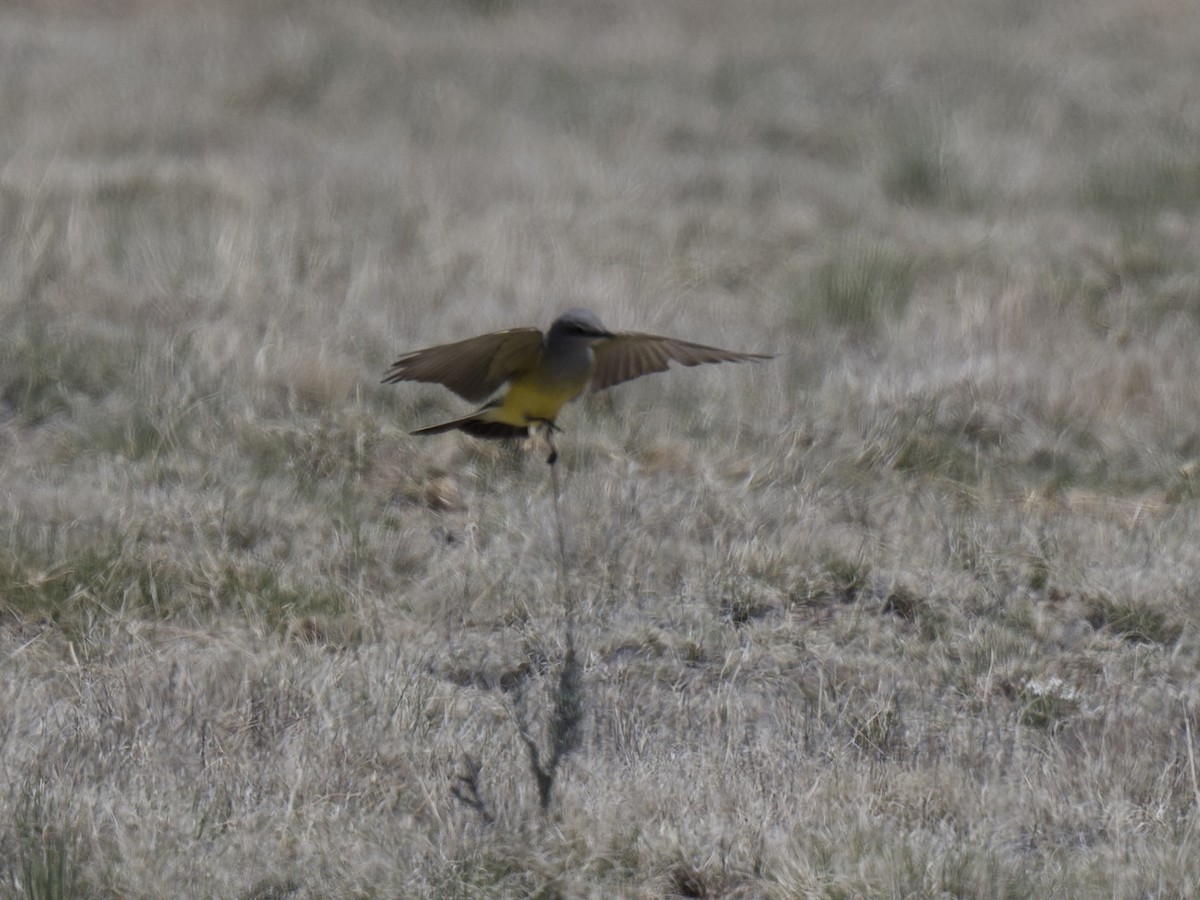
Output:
382,328,544,402
590,333,771,393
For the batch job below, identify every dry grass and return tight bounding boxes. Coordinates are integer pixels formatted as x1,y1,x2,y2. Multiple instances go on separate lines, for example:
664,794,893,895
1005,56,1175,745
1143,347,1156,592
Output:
3,0,1200,896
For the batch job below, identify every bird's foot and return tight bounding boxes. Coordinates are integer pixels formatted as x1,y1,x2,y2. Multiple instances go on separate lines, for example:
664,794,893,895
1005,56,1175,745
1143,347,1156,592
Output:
530,419,559,464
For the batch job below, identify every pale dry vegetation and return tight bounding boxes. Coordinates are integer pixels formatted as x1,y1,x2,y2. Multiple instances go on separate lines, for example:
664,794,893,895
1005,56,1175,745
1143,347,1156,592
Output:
3,0,1200,896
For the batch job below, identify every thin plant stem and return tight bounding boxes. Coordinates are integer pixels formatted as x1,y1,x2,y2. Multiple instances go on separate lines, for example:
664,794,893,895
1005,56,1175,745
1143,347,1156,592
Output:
548,444,573,632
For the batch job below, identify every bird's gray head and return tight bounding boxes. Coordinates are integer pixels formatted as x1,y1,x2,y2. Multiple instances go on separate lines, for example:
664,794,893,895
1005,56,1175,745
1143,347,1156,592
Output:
548,308,613,341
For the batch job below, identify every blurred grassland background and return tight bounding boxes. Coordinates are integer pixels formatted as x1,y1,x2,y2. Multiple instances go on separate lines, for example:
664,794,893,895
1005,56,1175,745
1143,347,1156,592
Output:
3,0,1200,896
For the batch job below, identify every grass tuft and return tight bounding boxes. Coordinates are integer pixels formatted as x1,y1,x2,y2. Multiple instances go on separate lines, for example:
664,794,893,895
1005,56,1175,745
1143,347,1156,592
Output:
789,553,872,609
879,110,971,208
1004,675,1082,730
0,314,142,427
798,238,917,338
7,783,84,900
0,538,177,631
848,694,904,759
1082,150,1200,217
881,585,947,641
1082,593,1181,646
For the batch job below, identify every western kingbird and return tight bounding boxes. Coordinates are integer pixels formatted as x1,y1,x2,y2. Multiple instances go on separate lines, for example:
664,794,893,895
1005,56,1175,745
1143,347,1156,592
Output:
383,308,770,461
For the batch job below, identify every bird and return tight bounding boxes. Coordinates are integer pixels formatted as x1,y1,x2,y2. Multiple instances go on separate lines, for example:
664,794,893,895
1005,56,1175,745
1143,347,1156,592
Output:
382,308,771,463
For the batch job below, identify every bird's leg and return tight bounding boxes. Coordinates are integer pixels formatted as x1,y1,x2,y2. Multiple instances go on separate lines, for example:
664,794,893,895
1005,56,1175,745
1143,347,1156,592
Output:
531,419,560,465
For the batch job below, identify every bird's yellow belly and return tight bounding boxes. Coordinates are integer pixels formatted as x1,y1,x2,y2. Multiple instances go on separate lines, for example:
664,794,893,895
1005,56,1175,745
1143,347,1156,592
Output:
499,372,588,424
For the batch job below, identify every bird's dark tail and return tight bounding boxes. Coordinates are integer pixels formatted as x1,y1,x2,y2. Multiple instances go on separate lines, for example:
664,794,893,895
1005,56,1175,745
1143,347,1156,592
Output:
411,415,529,440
